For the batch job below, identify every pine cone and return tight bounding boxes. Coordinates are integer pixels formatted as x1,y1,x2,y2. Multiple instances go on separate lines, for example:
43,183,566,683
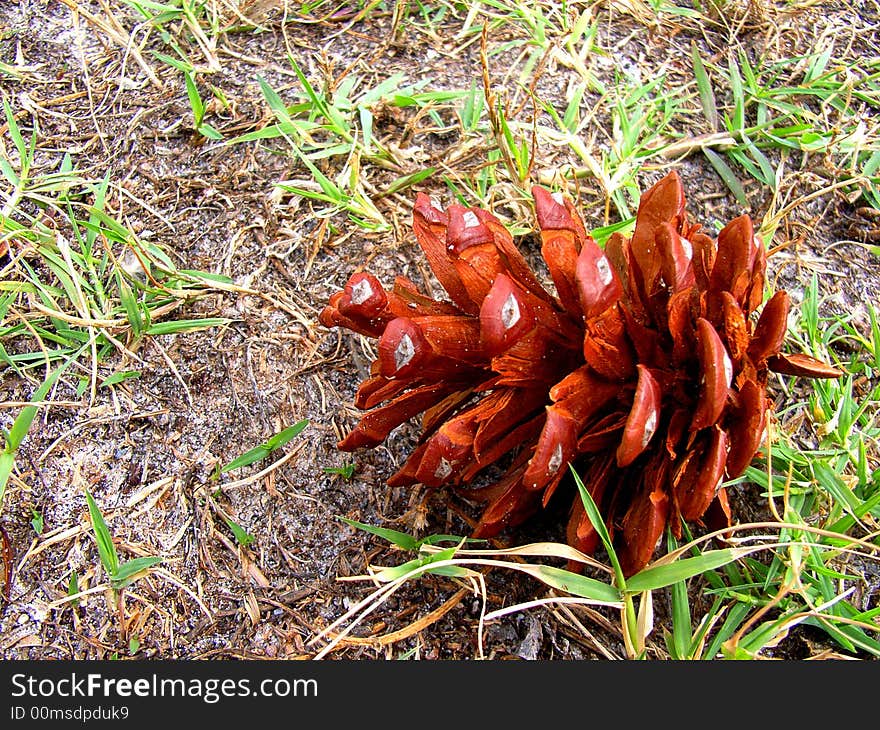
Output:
320,171,842,576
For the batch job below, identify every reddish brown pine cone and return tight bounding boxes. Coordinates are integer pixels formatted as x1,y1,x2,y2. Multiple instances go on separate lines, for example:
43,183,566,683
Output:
320,172,842,576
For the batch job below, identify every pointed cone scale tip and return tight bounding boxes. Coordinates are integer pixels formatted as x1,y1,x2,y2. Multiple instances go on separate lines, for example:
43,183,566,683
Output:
617,365,661,467
725,379,767,479
415,433,468,486
620,487,669,577
340,272,387,316
711,215,754,292
691,318,733,431
666,289,696,362
748,290,790,363
523,408,576,491
679,427,728,521
446,205,494,252
637,171,685,222
479,274,535,353
413,192,447,224
436,417,478,461
532,185,575,231
377,317,430,377
318,297,341,328
576,239,622,317
768,352,843,379
655,221,695,292
566,500,600,560
582,307,636,381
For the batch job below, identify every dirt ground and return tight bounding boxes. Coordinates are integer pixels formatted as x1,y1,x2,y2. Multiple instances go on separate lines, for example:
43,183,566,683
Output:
1,0,879,660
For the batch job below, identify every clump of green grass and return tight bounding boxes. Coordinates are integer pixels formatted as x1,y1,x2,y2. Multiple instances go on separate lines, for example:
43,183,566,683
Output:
676,282,880,658
687,44,880,224
311,484,762,659
452,0,604,91
530,29,879,232
1,101,230,374
228,56,465,232
120,0,226,73
0,360,75,517
1,98,232,516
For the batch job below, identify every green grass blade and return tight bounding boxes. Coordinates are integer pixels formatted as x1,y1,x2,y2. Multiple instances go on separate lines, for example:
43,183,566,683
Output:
6,371,59,449
294,148,344,200
727,53,745,131
626,548,752,592
144,317,229,336
525,564,621,603
178,270,234,285
256,75,295,127
667,531,692,659
226,124,296,144
30,509,43,535
324,463,356,479
1,357,77,511
184,71,204,126
702,601,751,659
811,461,862,516
111,556,163,589
100,370,141,388
197,123,224,140
67,571,80,606
224,517,255,547
420,534,486,547
150,50,192,73
458,81,484,132
85,490,119,576
373,547,468,581
220,445,270,472
591,217,636,246
288,55,349,135
729,148,767,186
0,156,19,185
740,133,777,186
339,517,421,551
0,454,14,514
384,167,436,197
264,419,309,449
220,419,307,473
86,172,111,253
115,271,143,340
691,41,718,130
563,85,585,133
704,148,749,207
571,466,625,587
359,106,373,151
3,98,28,162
